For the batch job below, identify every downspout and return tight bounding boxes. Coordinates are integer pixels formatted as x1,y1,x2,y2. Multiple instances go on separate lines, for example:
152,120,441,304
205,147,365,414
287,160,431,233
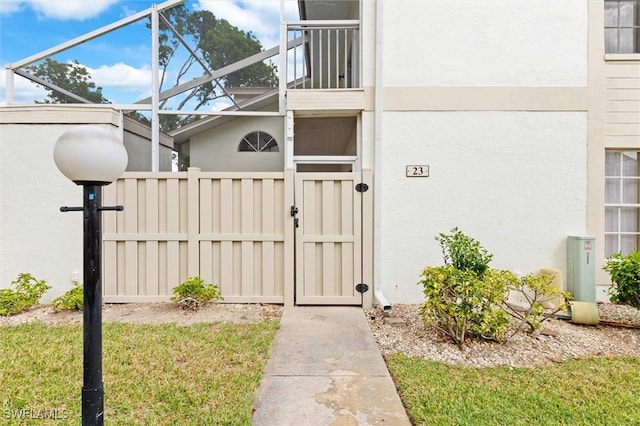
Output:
373,0,391,313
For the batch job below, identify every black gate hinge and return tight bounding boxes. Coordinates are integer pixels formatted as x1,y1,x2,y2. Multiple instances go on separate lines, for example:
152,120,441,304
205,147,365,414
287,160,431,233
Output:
355,283,369,293
355,183,369,193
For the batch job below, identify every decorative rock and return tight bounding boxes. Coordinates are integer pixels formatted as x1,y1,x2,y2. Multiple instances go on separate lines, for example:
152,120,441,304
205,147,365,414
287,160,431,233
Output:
384,317,406,327
540,328,559,337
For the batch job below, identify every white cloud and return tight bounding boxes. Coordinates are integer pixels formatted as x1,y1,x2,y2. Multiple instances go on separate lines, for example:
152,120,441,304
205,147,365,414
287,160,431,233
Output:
87,62,152,92
0,0,118,20
0,0,23,15
197,0,299,48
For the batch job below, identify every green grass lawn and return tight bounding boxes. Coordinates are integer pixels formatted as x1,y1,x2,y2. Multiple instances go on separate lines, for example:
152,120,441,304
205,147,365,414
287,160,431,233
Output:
388,353,640,426
0,321,279,425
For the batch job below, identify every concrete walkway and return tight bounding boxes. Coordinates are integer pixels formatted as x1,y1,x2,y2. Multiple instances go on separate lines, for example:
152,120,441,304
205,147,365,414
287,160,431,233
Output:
252,306,411,426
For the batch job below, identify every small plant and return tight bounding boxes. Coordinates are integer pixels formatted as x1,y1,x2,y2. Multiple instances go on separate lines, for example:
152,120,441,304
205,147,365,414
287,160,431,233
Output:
503,273,571,335
52,281,83,312
603,250,640,309
0,273,51,316
171,276,223,311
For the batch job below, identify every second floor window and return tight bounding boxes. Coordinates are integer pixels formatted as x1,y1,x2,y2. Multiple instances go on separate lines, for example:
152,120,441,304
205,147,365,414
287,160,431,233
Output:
605,0,640,53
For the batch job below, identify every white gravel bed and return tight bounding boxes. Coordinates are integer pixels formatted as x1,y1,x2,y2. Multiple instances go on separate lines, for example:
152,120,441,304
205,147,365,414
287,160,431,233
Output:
366,303,640,368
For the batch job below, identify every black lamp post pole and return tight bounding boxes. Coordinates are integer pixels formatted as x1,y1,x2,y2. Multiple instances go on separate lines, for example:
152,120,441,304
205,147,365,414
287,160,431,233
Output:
61,185,122,426
82,184,104,426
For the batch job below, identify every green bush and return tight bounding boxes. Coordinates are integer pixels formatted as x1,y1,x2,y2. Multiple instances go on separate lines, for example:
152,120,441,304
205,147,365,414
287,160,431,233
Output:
0,273,51,316
51,281,83,312
504,273,571,335
418,229,510,345
419,266,511,345
171,276,223,311
418,228,569,345
603,250,640,309
436,227,493,277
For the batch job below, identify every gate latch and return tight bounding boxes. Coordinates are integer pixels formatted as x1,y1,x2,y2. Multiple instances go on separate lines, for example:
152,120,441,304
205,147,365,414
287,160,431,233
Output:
290,206,299,228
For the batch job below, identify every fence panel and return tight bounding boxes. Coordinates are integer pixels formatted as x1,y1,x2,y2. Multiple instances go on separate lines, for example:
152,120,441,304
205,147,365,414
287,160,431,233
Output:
102,169,288,303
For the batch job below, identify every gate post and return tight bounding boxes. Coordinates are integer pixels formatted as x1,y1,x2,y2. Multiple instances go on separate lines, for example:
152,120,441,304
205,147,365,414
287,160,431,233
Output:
284,169,295,307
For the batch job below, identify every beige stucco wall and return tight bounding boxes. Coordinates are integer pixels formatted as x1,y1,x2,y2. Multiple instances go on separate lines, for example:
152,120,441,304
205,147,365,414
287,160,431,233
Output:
124,132,173,172
188,116,284,171
358,0,611,304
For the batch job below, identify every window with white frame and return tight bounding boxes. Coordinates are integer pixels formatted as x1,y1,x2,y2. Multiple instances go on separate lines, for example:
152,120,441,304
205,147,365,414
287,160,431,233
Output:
605,0,640,53
605,151,640,257
238,131,279,152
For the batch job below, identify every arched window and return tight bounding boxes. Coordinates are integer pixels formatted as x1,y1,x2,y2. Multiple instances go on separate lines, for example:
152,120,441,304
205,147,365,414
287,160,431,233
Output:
238,131,279,152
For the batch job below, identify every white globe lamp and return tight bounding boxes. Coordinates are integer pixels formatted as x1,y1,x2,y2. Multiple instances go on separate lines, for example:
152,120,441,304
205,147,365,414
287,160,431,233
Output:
54,125,128,185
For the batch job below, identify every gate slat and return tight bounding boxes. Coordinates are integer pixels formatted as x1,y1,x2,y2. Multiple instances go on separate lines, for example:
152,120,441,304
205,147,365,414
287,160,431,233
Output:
323,242,335,296
263,241,275,296
145,179,159,295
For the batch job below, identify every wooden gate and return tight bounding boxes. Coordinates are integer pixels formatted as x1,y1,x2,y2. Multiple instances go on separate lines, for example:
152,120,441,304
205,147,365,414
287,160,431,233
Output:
294,172,373,305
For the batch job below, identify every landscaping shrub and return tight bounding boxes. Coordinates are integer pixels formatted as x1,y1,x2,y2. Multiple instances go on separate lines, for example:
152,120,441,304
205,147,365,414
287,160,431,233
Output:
0,273,50,316
603,250,640,309
419,228,571,345
171,276,223,311
419,266,511,345
52,281,83,312
418,229,510,345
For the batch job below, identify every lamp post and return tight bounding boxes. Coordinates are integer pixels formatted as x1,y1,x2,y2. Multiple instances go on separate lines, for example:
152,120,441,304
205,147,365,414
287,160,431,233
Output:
53,126,128,426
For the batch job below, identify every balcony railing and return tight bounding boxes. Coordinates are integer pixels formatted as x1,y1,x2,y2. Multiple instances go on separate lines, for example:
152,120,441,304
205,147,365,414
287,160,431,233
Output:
286,20,360,89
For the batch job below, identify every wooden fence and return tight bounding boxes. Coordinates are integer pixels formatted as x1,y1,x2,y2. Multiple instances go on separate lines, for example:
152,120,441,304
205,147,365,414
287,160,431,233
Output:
102,168,294,304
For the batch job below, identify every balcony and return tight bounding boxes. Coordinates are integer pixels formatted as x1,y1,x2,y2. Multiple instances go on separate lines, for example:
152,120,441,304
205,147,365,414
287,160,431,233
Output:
286,20,360,90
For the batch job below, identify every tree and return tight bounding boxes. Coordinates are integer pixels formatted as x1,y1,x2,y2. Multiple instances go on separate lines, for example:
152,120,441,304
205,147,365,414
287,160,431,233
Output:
156,6,278,114
25,58,110,104
23,6,278,132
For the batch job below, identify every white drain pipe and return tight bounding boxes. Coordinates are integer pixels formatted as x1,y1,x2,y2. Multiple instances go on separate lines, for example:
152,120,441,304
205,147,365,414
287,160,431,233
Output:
372,0,391,313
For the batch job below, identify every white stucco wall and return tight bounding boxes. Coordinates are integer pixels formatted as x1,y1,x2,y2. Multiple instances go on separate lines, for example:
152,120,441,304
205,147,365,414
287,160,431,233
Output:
189,116,284,171
382,0,588,87
0,124,121,301
378,111,589,303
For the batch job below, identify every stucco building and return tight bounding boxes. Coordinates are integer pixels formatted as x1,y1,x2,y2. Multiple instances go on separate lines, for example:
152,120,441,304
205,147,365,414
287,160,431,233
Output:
1,0,639,307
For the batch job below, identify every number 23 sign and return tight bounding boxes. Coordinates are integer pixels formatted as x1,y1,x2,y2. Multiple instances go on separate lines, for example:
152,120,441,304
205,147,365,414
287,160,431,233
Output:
406,165,429,177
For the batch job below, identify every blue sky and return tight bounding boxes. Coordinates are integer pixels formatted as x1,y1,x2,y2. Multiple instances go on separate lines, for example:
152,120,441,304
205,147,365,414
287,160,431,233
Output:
0,0,299,105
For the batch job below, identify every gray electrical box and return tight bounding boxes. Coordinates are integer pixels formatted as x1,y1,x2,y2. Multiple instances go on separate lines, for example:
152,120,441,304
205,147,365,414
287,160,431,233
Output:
567,236,596,303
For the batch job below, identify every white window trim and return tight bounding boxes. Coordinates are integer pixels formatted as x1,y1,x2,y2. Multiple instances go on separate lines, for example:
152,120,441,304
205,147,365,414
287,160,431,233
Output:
604,151,640,257
604,53,640,60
